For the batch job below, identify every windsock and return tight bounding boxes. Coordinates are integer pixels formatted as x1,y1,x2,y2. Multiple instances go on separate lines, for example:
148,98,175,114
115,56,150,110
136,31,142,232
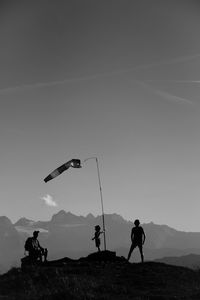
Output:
44,159,81,183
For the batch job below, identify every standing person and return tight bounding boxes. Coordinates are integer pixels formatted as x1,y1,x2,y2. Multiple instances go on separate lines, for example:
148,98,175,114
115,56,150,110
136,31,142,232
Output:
92,225,104,252
127,219,146,263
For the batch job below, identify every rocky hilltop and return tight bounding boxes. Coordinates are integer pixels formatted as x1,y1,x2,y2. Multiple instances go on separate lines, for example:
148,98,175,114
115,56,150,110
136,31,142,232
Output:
1,256,200,300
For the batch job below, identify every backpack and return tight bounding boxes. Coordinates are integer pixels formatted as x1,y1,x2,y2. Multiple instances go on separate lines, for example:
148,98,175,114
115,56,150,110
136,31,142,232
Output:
24,237,33,252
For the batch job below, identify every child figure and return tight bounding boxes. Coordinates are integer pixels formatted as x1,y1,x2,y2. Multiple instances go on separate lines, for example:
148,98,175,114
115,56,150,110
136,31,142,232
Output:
92,225,104,252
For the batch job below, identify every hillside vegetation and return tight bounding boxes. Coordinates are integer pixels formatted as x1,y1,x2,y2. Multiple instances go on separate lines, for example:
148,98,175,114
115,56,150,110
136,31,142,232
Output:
1,258,200,300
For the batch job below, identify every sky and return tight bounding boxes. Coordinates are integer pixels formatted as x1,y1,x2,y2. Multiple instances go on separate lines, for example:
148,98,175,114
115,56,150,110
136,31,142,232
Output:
0,0,200,231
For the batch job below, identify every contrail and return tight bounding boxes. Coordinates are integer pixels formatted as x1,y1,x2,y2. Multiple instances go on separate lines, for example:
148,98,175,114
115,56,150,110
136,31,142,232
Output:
153,89,193,104
132,53,200,71
0,74,103,94
135,80,193,105
143,80,200,84
0,52,200,94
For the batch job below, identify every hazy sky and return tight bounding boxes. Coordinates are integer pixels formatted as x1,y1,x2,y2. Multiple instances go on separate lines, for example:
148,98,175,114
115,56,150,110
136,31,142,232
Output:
1,0,200,231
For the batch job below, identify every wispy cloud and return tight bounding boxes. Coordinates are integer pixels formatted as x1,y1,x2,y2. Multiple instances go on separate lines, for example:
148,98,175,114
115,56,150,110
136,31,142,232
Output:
41,194,58,207
0,53,200,94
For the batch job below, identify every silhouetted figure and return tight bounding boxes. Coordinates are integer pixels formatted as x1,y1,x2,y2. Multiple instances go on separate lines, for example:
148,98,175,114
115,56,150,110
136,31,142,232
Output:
92,225,104,252
127,219,146,263
24,231,48,263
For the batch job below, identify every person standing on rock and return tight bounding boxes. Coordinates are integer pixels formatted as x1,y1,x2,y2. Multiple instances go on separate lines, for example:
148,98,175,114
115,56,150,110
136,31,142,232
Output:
127,219,146,263
92,225,104,252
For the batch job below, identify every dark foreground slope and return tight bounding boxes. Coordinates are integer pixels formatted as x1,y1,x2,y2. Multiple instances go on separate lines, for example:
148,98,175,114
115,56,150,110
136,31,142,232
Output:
1,258,200,300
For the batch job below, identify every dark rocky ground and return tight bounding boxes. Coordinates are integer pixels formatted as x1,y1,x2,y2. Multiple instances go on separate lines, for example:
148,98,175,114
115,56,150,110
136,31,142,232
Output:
1,251,200,300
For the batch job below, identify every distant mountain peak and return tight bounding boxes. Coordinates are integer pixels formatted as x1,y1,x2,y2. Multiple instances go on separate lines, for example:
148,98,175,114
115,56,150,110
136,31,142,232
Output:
143,222,177,233
110,213,127,223
86,213,95,219
0,216,13,227
51,210,80,224
14,217,35,227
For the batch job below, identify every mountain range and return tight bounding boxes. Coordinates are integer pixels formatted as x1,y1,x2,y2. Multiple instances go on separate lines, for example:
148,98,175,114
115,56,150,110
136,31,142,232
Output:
1,210,200,273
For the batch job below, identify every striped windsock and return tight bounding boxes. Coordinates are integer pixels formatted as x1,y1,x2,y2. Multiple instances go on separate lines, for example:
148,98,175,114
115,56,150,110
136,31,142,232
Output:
44,159,81,183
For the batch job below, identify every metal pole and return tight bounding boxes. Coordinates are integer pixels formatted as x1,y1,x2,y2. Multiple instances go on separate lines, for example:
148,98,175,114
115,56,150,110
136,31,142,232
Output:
95,157,106,251
84,157,107,251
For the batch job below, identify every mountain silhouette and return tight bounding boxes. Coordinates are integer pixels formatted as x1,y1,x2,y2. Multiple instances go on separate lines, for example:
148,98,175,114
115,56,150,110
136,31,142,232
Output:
50,210,86,224
154,253,200,269
1,211,200,273
15,217,34,227
0,216,21,273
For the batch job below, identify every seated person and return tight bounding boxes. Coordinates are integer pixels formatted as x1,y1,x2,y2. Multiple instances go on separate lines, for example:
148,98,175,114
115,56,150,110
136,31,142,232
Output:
25,230,48,262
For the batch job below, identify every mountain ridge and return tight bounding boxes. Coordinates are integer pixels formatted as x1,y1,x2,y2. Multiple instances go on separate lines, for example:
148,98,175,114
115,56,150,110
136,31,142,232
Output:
1,210,200,273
